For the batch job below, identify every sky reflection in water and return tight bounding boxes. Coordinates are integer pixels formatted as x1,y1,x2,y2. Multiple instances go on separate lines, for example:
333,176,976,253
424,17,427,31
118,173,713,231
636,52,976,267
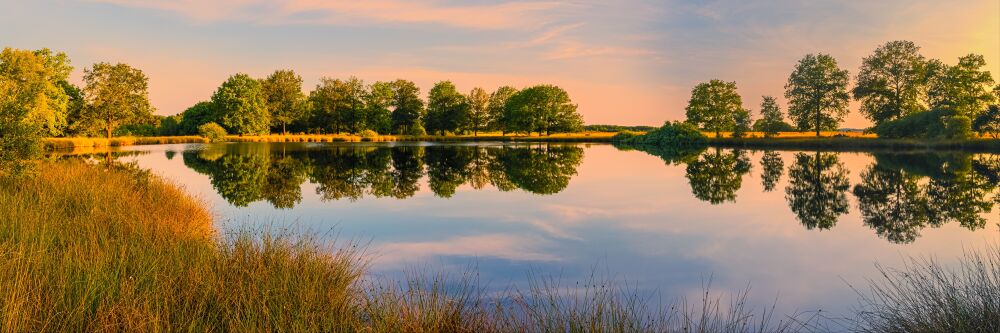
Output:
110,142,1000,319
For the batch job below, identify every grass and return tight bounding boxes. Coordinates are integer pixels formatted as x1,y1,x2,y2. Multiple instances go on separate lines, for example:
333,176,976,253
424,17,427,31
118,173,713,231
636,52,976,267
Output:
0,161,812,332
43,136,208,150
852,245,1000,332
707,136,1000,152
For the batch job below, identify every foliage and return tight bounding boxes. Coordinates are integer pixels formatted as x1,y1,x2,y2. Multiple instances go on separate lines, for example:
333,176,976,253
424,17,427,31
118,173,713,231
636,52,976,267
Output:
425,81,468,135
198,122,227,142
503,85,583,135
158,114,182,136
212,73,269,135
973,105,1000,138
407,124,427,136
752,119,796,133
684,79,744,137
685,149,752,204
926,54,997,118
755,96,788,137
364,81,394,134
785,54,850,135
616,121,707,147
0,48,72,137
853,40,927,125
759,151,784,192
944,115,972,139
872,108,953,139
78,62,154,139
731,108,752,138
359,129,378,139
178,101,218,135
389,79,424,134
466,87,490,135
261,69,308,135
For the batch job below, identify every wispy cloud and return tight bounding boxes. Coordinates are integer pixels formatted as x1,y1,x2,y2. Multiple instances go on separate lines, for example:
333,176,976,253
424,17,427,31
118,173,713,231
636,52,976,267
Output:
89,0,564,29
375,234,559,266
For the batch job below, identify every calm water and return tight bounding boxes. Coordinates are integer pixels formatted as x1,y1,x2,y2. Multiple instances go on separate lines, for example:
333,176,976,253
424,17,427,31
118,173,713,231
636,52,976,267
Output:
105,142,1000,320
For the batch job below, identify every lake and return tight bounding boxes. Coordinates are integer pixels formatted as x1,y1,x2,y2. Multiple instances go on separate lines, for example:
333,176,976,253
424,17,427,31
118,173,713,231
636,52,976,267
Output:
103,142,1000,321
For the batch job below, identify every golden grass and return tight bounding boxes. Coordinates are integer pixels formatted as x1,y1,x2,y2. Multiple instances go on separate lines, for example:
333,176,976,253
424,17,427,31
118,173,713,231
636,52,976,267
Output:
44,136,208,150
702,131,876,138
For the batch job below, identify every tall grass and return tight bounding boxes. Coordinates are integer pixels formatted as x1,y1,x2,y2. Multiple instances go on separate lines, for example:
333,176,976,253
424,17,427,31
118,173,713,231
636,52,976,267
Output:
852,246,1000,332
0,161,811,332
43,136,208,150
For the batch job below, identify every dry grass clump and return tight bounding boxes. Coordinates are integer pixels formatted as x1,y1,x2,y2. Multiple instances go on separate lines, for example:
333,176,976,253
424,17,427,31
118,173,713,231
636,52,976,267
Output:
43,136,207,150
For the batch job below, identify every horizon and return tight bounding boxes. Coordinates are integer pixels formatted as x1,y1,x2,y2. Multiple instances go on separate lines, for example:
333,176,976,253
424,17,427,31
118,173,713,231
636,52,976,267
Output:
2,0,998,128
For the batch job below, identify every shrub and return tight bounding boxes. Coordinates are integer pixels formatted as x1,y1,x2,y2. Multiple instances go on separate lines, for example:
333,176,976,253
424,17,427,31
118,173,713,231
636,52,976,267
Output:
198,122,227,142
610,130,642,142
945,115,972,139
620,121,707,147
873,108,954,139
407,125,427,136
973,105,1000,138
359,129,379,139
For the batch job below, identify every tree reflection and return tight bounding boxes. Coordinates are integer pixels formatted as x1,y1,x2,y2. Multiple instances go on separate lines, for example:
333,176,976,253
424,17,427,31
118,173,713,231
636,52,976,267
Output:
852,165,929,244
181,143,584,208
759,151,784,192
685,148,751,204
785,152,850,230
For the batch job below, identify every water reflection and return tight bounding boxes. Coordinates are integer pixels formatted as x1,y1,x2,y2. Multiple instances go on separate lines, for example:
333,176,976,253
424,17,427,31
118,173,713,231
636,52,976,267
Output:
785,152,851,230
180,143,584,208
685,148,752,204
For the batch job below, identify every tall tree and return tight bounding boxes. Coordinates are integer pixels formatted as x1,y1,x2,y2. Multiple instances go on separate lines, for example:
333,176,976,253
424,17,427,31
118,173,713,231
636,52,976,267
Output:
757,96,785,137
178,101,217,135
488,86,518,134
211,73,269,135
685,79,744,137
261,69,307,135
340,76,367,133
365,81,395,134
853,41,927,125
425,81,468,135
785,54,850,136
926,54,996,118
309,78,344,133
0,48,72,138
389,79,424,134
504,85,582,135
466,87,490,136
80,62,155,140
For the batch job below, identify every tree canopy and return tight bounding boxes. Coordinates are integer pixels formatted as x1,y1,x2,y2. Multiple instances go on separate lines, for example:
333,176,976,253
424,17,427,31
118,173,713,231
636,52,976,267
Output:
756,96,786,137
785,54,851,135
212,73,269,135
684,79,744,137
503,85,583,135
925,54,996,118
853,41,927,125
261,69,308,135
80,62,154,139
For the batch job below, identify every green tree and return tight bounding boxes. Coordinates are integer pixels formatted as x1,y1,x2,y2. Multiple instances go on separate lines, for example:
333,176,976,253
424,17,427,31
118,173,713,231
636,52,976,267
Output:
80,62,155,140
211,73,269,135
466,87,490,135
0,48,73,138
261,69,308,135
785,54,851,136
365,81,394,134
757,96,785,137
489,86,518,134
389,79,424,134
973,105,1000,138
760,151,784,192
504,85,583,135
425,81,468,135
685,79,744,137
339,76,367,133
926,54,996,118
309,78,344,133
732,108,752,138
785,152,850,230
178,101,217,135
853,41,927,125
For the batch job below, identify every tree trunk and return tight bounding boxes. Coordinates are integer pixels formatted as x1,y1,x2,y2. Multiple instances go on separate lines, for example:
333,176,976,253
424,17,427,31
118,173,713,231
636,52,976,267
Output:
282,123,287,136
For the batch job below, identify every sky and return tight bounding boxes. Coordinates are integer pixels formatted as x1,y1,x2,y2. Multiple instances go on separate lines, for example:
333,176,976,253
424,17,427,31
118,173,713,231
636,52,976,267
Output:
1,0,998,128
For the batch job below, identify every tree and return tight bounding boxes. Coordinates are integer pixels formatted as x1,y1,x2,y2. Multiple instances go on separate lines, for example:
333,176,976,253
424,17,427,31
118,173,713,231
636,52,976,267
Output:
261,69,307,135
757,96,786,137
974,105,1000,138
365,81,394,134
685,80,744,137
853,41,927,125
0,48,73,138
926,54,996,118
732,108,752,138
785,151,850,230
466,87,490,135
425,81,468,135
853,164,929,244
339,76,367,133
309,78,344,133
504,85,583,135
685,148,751,204
80,62,155,140
211,73,269,135
178,101,217,135
489,86,518,134
785,54,850,136
389,79,424,134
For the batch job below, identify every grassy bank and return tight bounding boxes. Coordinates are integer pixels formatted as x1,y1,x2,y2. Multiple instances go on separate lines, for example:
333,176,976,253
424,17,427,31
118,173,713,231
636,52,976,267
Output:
707,137,1000,152
0,161,808,332
43,136,208,150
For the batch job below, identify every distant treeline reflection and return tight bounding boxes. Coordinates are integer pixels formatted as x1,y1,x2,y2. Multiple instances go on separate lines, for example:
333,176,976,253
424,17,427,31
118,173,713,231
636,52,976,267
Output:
180,143,583,208
625,145,1000,244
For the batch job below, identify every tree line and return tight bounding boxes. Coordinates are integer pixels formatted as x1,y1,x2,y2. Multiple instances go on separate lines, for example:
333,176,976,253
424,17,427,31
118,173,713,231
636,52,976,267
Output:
683,40,1000,138
0,46,586,150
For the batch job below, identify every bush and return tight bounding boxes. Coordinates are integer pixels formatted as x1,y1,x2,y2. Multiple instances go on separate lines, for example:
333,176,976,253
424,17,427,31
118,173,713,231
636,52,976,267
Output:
359,129,379,139
618,121,707,147
873,108,954,139
197,122,227,142
0,121,41,174
407,125,427,136
610,130,642,142
945,115,972,139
